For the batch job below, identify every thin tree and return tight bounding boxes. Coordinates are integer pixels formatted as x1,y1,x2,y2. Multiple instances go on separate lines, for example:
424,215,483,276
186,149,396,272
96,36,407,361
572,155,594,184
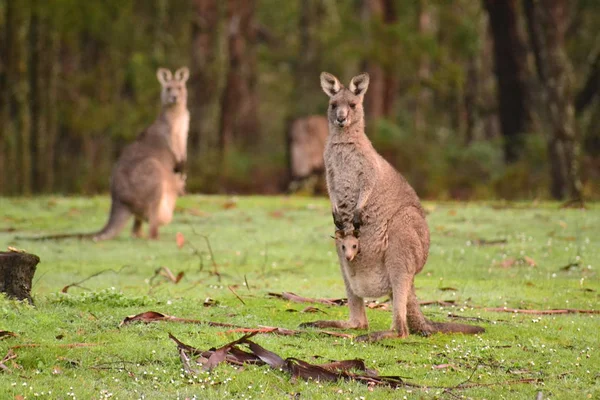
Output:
524,0,583,201
218,0,259,156
483,0,530,163
189,0,221,158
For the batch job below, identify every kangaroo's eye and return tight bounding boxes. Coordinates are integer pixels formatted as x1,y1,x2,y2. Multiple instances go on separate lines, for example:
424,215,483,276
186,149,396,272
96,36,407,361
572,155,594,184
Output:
352,245,357,249
331,103,337,109
349,103,356,109
342,245,346,250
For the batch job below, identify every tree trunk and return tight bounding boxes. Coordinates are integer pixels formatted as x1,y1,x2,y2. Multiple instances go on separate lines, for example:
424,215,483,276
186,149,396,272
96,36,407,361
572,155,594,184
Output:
43,29,59,192
4,1,32,194
524,0,583,200
414,0,434,134
0,251,40,304
0,0,6,193
219,0,259,156
362,0,397,123
483,0,530,163
190,0,221,157
292,0,324,118
29,0,45,193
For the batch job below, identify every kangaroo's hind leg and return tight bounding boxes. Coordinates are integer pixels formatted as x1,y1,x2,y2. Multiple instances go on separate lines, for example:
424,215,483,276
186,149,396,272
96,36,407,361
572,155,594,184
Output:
132,218,143,238
355,212,424,342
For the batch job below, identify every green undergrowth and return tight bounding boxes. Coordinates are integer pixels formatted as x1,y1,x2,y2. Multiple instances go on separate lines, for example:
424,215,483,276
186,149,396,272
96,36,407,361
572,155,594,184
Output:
0,195,598,399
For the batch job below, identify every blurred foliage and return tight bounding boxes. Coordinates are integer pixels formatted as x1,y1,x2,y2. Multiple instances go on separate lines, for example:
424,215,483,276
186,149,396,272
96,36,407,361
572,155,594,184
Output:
0,0,598,199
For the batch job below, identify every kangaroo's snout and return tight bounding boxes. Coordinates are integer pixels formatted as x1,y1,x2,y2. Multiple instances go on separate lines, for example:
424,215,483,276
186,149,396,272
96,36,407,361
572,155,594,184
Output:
335,109,349,127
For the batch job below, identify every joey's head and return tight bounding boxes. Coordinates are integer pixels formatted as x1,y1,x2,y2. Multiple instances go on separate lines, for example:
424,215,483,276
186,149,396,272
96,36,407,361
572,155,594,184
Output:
335,229,361,262
320,72,369,130
157,67,189,108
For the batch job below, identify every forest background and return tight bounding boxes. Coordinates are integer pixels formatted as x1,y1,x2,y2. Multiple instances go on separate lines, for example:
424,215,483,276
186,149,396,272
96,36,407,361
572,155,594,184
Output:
0,0,598,200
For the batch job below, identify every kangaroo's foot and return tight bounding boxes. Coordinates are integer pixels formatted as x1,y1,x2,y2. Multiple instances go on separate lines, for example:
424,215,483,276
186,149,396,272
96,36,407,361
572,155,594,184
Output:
132,218,143,238
354,329,408,343
299,319,368,330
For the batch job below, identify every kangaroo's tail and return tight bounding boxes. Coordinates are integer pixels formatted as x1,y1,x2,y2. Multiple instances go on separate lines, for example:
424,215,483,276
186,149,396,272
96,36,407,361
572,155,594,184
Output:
15,232,96,241
425,320,485,335
15,200,131,242
91,200,132,241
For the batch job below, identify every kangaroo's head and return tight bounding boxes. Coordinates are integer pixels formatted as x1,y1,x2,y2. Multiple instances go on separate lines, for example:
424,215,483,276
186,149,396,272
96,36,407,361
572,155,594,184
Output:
157,67,189,108
335,229,361,262
320,72,369,129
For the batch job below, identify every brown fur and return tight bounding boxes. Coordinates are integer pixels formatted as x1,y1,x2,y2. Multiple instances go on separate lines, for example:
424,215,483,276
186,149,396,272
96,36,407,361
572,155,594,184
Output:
335,229,360,262
95,67,190,240
302,72,484,340
19,68,190,242
289,115,328,180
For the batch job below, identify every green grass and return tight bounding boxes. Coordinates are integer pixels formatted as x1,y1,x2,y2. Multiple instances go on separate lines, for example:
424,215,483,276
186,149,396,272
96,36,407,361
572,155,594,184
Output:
0,195,598,399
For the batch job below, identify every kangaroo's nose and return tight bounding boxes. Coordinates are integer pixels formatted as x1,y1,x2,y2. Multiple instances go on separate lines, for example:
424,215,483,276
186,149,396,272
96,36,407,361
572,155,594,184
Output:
337,116,346,122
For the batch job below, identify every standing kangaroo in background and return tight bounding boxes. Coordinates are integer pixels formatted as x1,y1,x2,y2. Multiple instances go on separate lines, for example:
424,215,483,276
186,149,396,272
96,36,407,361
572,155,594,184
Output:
302,72,484,341
94,67,190,240
19,67,190,242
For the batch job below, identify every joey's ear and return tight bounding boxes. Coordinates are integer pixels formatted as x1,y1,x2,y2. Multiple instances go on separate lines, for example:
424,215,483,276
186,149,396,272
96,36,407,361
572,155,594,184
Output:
320,72,342,97
352,229,360,238
157,68,173,86
335,229,345,239
174,67,190,83
349,73,370,97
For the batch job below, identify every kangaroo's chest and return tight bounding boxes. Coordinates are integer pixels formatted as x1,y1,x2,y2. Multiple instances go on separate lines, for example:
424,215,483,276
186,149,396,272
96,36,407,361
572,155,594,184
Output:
325,144,372,204
170,111,189,162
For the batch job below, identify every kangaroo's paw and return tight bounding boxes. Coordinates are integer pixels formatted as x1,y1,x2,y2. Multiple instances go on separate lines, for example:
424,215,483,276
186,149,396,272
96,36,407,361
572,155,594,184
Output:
332,211,344,230
355,330,408,343
352,208,363,230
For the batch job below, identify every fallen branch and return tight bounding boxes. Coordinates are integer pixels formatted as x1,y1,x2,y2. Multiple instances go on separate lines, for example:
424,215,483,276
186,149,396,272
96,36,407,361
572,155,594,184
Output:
121,311,352,338
267,292,347,306
228,286,246,305
61,266,129,293
0,330,17,340
187,225,221,280
268,292,599,315
149,267,184,285
0,349,17,372
11,343,100,349
481,307,599,315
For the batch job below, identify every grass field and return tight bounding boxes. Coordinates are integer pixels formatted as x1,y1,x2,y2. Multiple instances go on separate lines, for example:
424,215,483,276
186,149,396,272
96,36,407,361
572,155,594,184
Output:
0,195,598,399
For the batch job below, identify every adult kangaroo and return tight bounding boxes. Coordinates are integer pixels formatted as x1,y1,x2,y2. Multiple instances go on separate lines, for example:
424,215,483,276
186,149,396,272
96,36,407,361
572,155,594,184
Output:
19,67,190,242
303,72,484,341
94,67,190,240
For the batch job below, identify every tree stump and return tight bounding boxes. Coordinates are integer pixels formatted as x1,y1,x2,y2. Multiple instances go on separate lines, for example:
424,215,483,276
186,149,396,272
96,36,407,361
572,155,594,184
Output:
0,251,40,304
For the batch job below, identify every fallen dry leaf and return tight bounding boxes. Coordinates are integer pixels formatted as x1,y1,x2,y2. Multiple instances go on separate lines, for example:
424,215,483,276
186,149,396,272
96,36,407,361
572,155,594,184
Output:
222,199,237,209
301,306,324,313
0,330,16,340
176,232,185,249
439,287,458,292
169,333,405,388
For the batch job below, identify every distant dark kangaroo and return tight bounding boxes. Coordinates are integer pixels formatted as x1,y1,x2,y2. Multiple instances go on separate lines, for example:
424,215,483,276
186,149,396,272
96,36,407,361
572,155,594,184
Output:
302,72,484,341
19,67,190,241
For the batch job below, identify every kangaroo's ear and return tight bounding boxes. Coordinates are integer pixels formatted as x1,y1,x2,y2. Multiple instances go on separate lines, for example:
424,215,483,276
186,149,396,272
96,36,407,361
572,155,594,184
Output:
352,229,360,238
349,73,370,97
334,229,345,239
157,68,173,86
320,72,342,97
174,67,190,83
